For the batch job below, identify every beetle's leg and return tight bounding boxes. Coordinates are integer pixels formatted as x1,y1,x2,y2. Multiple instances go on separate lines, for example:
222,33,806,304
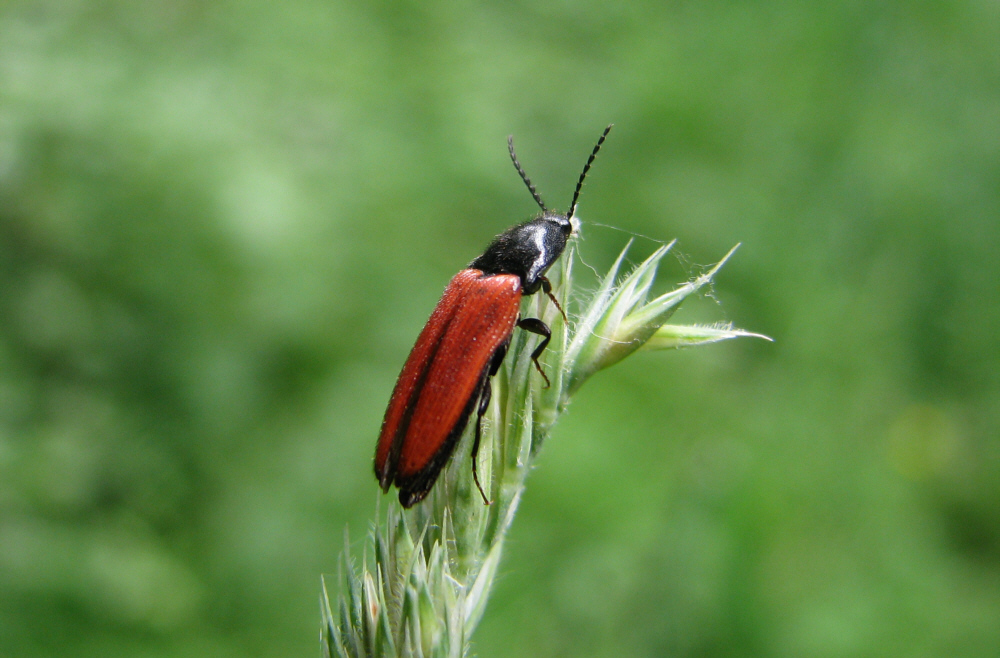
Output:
538,276,567,322
470,378,492,505
470,341,507,506
516,317,552,388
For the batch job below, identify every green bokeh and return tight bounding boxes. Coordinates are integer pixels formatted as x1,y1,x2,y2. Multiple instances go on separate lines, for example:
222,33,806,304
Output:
2,1,997,656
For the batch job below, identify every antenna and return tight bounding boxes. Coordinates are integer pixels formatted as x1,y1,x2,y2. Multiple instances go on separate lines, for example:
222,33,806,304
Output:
508,135,547,212
567,124,613,220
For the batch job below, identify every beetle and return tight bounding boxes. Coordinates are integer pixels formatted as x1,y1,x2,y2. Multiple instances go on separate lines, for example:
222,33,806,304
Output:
374,125,613,508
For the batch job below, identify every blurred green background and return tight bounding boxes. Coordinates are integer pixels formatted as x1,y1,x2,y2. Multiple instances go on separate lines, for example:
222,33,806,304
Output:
2,0,998,656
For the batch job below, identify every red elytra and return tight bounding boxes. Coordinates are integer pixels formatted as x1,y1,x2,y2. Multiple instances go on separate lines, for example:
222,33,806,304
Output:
374,269,521,507
374,126,612,508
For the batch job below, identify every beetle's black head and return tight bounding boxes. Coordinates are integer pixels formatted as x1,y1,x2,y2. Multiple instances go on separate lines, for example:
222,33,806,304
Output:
470,126,612,295
470,211,573,294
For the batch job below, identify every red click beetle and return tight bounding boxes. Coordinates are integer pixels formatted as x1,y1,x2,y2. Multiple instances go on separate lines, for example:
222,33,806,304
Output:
374,125,613,508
